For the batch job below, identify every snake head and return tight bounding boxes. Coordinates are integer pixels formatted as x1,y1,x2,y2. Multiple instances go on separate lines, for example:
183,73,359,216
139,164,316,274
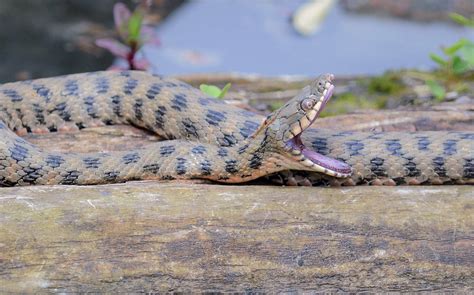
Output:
264,74,352,178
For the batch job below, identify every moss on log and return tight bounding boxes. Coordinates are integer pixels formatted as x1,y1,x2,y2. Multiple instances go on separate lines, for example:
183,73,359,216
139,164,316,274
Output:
0,183,472,292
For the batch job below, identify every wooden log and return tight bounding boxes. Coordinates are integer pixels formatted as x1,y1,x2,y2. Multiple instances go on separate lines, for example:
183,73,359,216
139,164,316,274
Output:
0,183,472,292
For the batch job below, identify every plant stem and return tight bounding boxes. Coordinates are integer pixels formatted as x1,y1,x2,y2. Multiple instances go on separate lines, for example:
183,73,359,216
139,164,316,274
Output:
127,40,138,70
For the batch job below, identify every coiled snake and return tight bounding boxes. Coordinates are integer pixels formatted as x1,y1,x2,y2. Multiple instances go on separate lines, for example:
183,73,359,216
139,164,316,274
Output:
0,71,472,186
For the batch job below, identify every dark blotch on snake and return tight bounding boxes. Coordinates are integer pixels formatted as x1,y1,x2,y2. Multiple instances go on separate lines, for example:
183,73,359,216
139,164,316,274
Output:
249,153,263,169
63,80,79,96
218,133,237,147
345,140,364,156
171,94,188,111
83,157,101,169
239,120,259,138
182,118,199,138
33,84,52,102
432,156,447,177
192,145,207,155
416,136,430,151
9,143,29,162
84,96,98,118
160,145,175,156
176,157,187,175
22,166,43,184
312,137,328,155
122,153,140,164
370,157,387,177
104,171,120,181
2,89,23,102
225,159,239,174
52,102,71,122
111,95,122,117
134,99,143,121
59,170,81,185
95,76,110,94
206,110,226,126
200,160,212,175
123,78,138,95
463,158,473,178
385,139,403,156
403,156,421,177
143,163,160,174
146,83,162,100
155,106,167,129
45,155,65,168
217,148,228,157
32,103,45,125
443,139,457,156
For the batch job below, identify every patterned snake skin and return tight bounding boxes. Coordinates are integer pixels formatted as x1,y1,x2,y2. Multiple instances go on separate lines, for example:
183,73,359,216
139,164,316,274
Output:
0,71,472,186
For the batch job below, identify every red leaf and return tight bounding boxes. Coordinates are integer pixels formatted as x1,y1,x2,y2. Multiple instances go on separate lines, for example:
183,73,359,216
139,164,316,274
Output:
95,38,130,59
114,2,132,39
133,58,150,70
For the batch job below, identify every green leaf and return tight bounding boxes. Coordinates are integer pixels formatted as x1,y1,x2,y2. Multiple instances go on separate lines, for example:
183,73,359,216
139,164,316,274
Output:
426,80,446,101
200,84,223,98
429,53,447,66
217,83,231,98
449,13,474,27
200,83,232,99
459,42,474,68
452,56,470,74
127,9,144,43
443,39,468,56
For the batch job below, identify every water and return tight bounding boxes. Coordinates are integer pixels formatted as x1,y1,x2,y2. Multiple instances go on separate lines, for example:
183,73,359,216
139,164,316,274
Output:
145,0,474,76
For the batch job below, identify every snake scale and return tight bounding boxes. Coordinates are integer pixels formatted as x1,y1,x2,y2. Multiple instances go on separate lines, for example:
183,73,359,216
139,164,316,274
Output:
0,71,472,186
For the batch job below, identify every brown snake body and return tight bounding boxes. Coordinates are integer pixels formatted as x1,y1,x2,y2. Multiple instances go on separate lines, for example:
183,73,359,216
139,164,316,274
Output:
0,71,472,186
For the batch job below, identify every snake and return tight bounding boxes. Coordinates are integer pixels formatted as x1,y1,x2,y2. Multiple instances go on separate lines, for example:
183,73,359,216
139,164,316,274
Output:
0,70,472,186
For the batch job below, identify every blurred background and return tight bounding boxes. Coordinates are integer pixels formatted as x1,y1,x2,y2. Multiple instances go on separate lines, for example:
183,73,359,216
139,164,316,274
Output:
0,0,472,82
148,0,474,76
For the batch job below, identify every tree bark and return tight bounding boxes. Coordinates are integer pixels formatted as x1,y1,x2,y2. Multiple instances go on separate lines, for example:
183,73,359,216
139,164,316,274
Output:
0,183,472,293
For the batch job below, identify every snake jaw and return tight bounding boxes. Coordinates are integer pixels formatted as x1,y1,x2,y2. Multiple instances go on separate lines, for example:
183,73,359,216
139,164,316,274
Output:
284,74,352,178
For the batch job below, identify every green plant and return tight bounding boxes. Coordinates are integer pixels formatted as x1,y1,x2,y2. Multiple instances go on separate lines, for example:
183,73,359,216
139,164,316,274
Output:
426,80,446,101
430,38,474,75
96,2,160,71
427,13,474,100
200,83,232,99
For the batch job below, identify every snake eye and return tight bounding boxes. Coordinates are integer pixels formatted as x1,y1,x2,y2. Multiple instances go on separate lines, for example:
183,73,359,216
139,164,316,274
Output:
300,97,316,111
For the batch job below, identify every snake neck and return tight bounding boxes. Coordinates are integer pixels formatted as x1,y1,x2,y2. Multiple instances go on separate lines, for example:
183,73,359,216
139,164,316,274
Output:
217,130,309,183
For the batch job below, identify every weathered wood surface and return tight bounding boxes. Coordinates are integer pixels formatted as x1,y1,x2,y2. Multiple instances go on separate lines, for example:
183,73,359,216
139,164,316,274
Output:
0,183,473,293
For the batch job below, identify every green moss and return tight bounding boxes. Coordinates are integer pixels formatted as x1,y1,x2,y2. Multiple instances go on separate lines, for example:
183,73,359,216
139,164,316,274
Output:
269,101,284,111
321,93,387,117
452,81,470,93
368,73,404,95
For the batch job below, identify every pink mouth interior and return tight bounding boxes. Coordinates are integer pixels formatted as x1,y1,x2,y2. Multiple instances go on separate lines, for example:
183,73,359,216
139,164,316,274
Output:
288,134,352,174
286,83,352,175
302,147,352,174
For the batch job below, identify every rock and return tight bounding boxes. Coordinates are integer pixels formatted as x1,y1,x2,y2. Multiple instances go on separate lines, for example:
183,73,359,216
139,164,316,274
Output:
445,91,459,101
456,95,472,104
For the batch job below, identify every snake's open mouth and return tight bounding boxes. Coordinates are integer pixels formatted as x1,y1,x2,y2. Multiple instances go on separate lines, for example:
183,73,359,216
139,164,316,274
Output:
286,77,352,178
